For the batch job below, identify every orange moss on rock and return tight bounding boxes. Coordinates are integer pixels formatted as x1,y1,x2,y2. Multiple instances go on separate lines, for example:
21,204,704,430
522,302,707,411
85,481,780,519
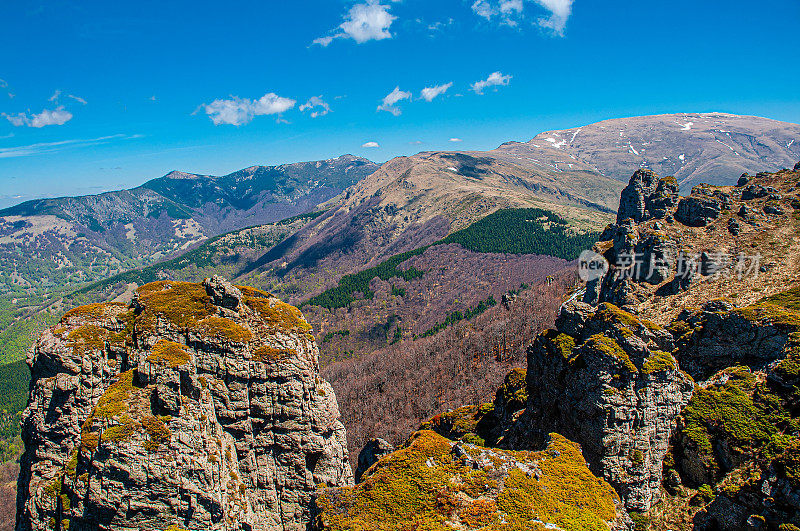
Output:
314,430,619,531
61,302,126,323
135,281,217,333
244,296,312,333
147,340,191,368
196,315,253,343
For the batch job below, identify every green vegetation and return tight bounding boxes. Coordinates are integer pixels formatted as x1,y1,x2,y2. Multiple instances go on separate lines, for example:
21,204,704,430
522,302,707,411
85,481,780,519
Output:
0,359,30,461
419,296,497,338
585,334,637,373
244,294,312,332
761,286,800,311
0,302,58,364
679,366,798,480
73,224,293,297
390,285,406,298
439,208,600,260
303,247,427,310
420,403,496,447
642,350,677,374
322,329,350,343
495,368,528,413
147,340,191,368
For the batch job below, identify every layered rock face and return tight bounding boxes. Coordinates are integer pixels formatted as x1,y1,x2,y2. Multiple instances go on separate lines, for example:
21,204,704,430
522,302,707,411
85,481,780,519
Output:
16,276,352,531
518,302,692,512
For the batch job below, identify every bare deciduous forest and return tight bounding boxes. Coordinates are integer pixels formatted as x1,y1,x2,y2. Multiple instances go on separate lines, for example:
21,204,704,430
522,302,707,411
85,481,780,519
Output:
322,270,576,463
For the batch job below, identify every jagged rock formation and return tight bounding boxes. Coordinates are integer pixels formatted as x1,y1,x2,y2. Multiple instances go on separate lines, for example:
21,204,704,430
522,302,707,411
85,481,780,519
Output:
616,169,680,224
16,277,352,531
572,165,800,528
313,430,630,531
515,303,693,512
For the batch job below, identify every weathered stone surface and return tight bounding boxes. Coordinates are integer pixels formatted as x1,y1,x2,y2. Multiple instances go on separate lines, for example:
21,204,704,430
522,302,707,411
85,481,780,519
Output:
353,438,394,483
513,302,692,512
741,184,769,200
17,280,352,531
674,195,722,227
203,275,243,310
616,170,679,224
672,302,795,381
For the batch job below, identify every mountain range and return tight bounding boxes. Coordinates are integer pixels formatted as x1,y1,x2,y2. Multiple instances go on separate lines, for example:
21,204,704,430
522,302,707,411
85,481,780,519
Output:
0,113,798,368
12,156,800,531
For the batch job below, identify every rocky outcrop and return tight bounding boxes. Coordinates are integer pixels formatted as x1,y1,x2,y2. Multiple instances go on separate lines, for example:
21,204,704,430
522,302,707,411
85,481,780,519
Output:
514,302,693,512
353,438,393,483
16,278,352,531
671,298,798,380
616,169,679,224
674,194,724,227
313,430,631,531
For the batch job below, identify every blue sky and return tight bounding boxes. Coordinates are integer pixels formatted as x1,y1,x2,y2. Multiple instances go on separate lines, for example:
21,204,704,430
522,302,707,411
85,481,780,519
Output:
0,0,798,207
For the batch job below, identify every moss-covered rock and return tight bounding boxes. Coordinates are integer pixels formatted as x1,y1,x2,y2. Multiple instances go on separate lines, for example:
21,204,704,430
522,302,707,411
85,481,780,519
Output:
313,430,625,531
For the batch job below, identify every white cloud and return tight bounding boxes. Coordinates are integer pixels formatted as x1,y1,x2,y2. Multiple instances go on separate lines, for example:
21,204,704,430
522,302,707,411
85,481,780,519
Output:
48,89,61,102
362,141,380,148
533,0,573,34
198,93,296,126
68,94,88,105
420,82,453,102
314,0,397,46
471,0,573,34
377,86,412,116
471,71,512,94
3,106,73,128
449,138,463,142
0,134,140,158
299,96,331,118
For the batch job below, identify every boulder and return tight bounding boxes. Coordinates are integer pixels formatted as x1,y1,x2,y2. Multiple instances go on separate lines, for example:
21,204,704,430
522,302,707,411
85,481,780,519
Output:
675,196,722,227
354,438,394,483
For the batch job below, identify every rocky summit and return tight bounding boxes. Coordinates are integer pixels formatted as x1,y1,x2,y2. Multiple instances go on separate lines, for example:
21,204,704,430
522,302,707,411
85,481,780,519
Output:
16,276,351,531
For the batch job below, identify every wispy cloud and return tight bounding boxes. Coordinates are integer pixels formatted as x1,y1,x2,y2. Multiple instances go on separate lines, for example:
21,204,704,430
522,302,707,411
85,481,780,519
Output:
362,141,380,148
3,106,74,128
377,87,412,116
0,79,13,99
314,0,397,46
420,82,453,102
471,0,573,35
0,134,142,159
449,138,463,142
68,94,88,105
471,71,512,94
299,96,331,118
197,93,296,126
